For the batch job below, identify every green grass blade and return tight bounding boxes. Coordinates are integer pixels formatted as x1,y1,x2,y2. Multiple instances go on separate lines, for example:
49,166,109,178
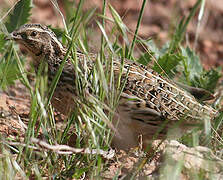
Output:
128,0,147,59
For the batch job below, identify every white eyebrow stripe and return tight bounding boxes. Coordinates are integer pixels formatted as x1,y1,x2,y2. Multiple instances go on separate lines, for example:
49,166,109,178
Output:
25,27,47,33
24,27,55,37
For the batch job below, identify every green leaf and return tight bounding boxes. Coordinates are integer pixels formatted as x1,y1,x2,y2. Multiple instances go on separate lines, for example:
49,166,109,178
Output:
137,39,161,65
138,52,153,66
198,68,221,93
6,0,32,33
153,53,182,77
0,62,19,89
0,46,21,90
181,46,203,84
137,39,160,57
181,46,221,92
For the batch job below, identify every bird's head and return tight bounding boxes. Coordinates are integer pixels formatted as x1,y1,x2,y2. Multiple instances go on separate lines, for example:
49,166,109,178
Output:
8,24,65,61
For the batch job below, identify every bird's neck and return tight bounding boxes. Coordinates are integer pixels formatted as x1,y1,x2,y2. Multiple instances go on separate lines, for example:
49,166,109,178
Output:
31,38,67,71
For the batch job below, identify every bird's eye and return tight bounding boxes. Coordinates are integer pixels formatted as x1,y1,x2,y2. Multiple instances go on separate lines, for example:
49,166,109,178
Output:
31,31,37,36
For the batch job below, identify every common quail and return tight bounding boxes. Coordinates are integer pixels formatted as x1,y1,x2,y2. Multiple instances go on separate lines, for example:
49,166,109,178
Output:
8,24,218,149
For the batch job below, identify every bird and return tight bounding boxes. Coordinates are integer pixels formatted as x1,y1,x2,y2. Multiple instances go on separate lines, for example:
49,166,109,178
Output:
7,23,218,149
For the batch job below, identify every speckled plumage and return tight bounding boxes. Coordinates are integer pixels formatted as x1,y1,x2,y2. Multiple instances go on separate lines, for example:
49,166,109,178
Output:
10,24,218,149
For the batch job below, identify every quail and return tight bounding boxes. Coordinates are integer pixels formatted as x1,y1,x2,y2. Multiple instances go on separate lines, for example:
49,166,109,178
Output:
8,24,218,149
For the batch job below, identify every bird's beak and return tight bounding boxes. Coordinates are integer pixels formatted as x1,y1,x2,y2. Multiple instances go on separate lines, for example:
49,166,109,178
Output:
5,32,22,41
5,33,13,41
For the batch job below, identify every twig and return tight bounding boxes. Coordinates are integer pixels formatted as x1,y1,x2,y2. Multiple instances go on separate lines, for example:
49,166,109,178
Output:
31,137,115,159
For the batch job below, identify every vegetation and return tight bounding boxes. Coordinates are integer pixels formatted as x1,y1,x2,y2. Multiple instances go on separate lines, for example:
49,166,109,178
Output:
0,0,223,179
